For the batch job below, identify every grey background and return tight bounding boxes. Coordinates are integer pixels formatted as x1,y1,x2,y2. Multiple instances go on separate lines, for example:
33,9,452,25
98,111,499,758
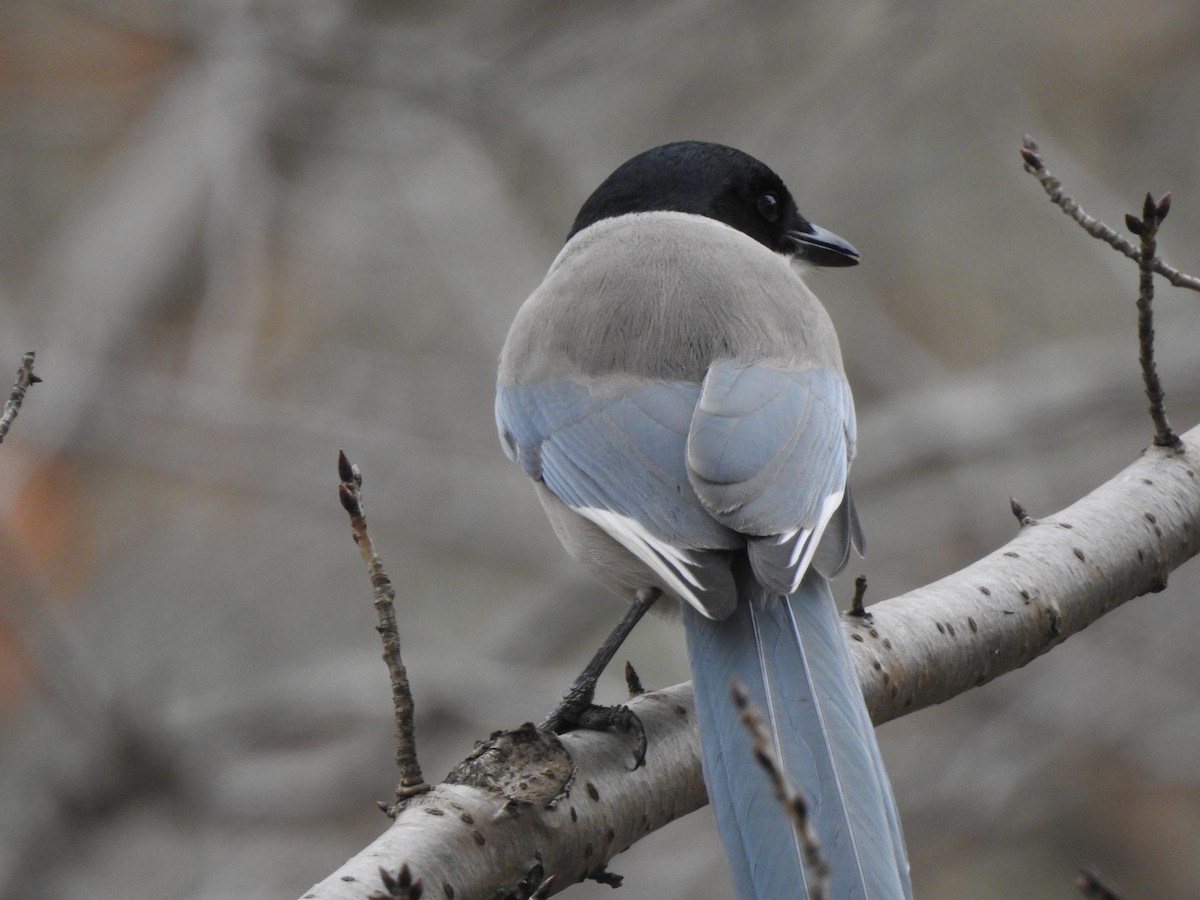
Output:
2,2,1200,897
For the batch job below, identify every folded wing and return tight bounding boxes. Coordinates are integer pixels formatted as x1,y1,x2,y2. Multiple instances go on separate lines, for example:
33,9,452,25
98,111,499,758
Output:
687,362,859,594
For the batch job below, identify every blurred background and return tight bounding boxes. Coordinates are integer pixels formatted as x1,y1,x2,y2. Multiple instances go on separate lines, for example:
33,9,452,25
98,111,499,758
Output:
2,2,1200,898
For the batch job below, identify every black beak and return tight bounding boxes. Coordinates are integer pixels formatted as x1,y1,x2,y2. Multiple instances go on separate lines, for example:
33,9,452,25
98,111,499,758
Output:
786,223,860,267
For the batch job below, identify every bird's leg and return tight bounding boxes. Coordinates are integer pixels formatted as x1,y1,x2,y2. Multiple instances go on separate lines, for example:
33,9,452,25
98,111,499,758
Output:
541,587,661,768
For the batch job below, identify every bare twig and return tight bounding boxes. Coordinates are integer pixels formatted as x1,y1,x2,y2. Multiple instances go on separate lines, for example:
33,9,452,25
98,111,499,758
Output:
624,660,645,697
732,680,830,900
1020,135,1200,292
1126,191,1184,450
337,450,430,807
848,574,871,619
1021,135,1187,450
1009,496,1035,527
0,351,41,445
1076,865,1124,900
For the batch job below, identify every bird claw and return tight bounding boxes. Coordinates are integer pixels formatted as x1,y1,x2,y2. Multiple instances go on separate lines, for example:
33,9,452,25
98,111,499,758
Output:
545,696,648,770
538,589,660,770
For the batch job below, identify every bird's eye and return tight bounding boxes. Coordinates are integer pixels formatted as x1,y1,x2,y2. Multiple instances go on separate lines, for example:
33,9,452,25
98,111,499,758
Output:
757,193,779,222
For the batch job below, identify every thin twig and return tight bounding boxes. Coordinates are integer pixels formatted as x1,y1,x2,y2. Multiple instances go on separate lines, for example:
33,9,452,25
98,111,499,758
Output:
624,660,645,697
848,574,871,619
731,680,830,900
1076,865,1124,900
1009,496,1035,527
0,351,41,445
338,451,430,807
1020,134,1200,292
1021,135,1187,449
1127,191,1184,450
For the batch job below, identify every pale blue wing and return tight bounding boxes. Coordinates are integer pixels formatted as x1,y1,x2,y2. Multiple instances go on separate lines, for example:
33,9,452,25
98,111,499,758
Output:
497,379,740,615
686,363,856,593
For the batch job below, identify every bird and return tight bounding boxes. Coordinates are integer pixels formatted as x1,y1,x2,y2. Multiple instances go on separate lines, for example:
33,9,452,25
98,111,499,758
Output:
495,140,911,899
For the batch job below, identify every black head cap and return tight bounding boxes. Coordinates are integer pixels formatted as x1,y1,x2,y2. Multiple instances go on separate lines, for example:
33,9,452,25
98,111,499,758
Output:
566,141,859,267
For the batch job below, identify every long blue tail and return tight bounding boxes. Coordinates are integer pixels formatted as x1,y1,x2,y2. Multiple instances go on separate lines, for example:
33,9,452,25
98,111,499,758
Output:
683,570,912,899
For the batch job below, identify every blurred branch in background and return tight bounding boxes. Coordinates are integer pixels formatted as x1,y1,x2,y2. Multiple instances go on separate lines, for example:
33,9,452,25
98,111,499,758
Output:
1077,865,1125,900
3,3,1200,900
733,681,832,900
0,353,40,445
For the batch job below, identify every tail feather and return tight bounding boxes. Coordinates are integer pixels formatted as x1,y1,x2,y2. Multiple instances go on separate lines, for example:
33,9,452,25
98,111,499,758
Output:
683,571,911,899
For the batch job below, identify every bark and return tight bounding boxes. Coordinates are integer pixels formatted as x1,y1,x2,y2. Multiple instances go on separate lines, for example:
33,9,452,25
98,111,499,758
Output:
301,426,1200,899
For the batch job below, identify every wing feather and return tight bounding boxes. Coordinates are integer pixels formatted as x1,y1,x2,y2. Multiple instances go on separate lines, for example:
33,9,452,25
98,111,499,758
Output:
497,380,739,616
687,363,857,593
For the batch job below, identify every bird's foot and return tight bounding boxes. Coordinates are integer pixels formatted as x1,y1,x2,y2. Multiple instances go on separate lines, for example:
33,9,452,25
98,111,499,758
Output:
538,589,660,769
542,687,648,771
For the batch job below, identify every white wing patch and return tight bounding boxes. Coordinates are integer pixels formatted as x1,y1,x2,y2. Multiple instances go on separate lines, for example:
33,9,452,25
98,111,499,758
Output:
570,490,845,613
784,528,810,568
760,489,844,594
789,490,845,592
572,505,712,616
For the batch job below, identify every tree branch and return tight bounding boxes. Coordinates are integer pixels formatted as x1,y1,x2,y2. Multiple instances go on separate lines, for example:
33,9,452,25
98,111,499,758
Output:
849,431,1199,723
338,450,431,805
1020,135,1200,292
300,426,1200,899
1077,865,1125,900
301,685,706,900
0,351,40,445
1126,191,1183,450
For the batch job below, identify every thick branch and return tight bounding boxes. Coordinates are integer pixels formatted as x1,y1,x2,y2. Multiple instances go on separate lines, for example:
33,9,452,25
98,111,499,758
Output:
300,685,705,900
301,426,1200,899
849,430,1200,721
